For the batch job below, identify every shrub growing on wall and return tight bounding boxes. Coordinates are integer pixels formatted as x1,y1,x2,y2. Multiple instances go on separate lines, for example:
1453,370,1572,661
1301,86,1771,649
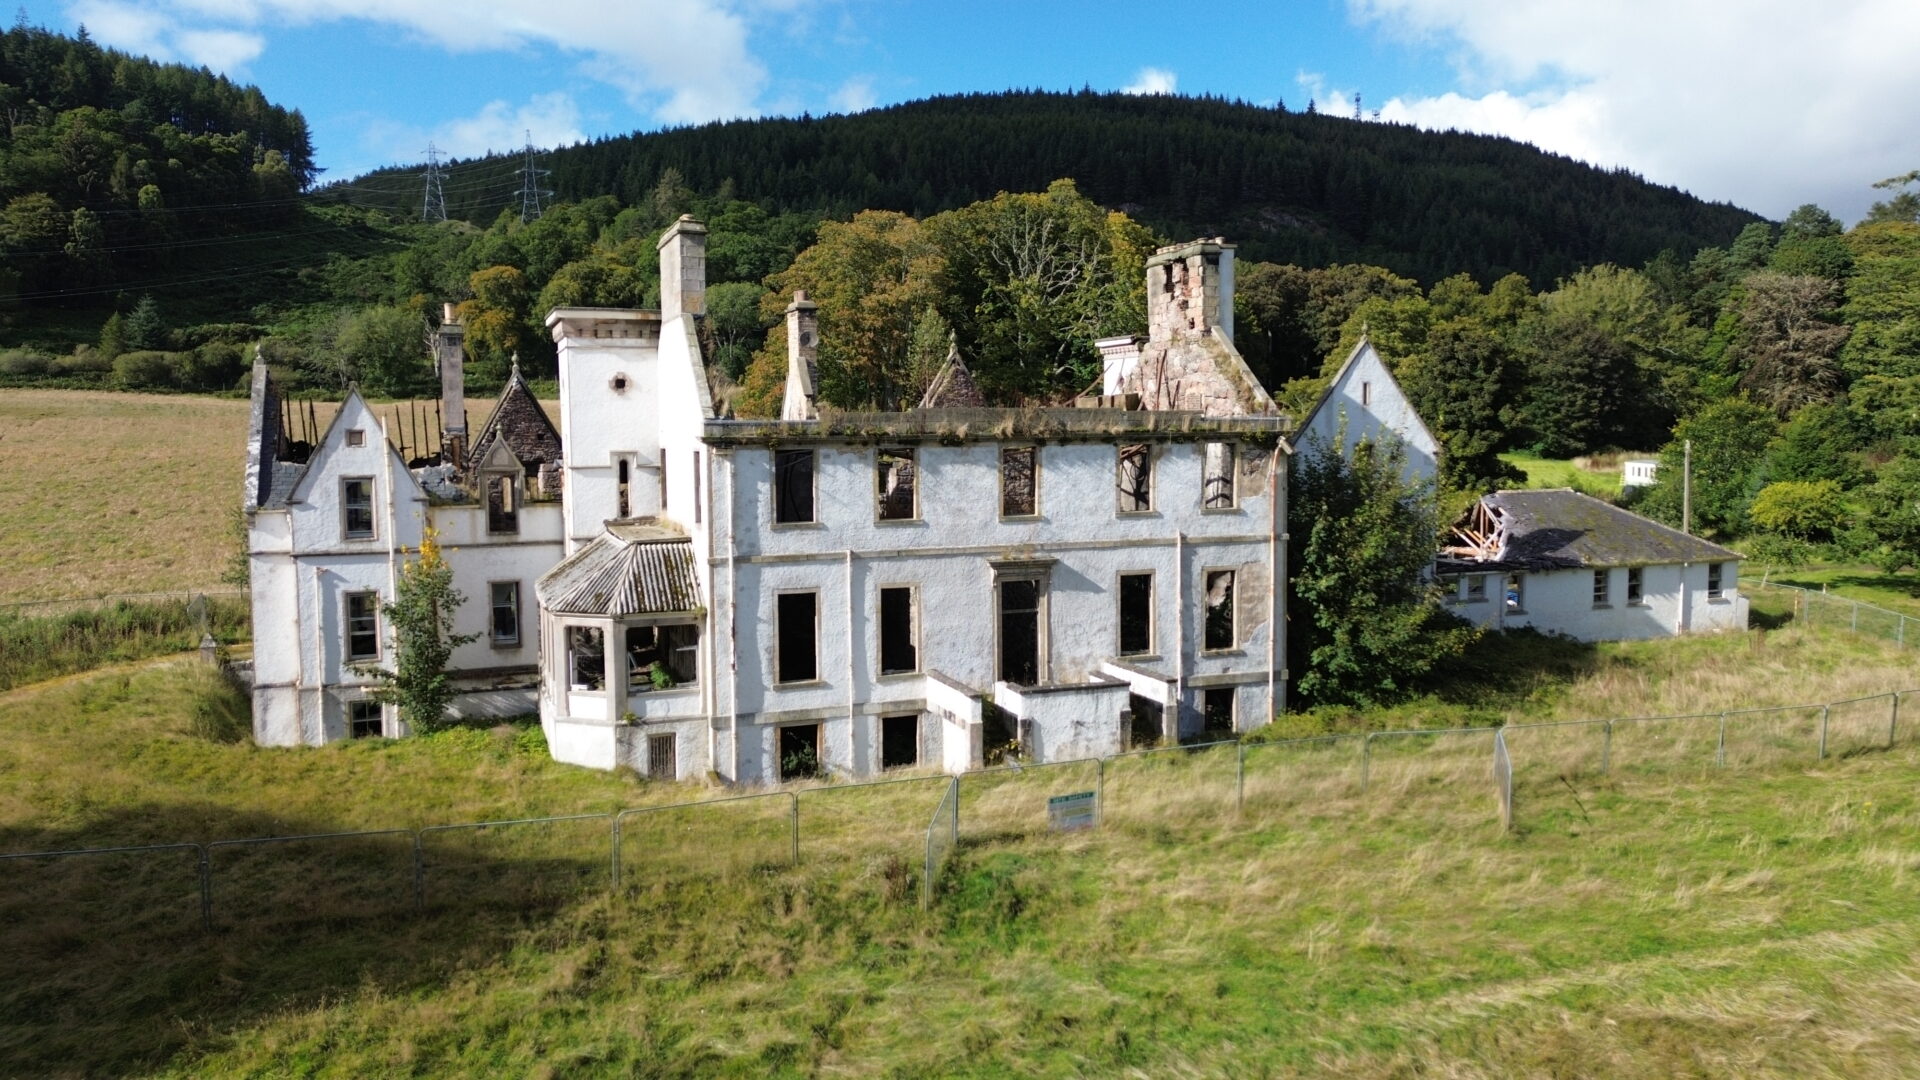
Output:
359,529,477,732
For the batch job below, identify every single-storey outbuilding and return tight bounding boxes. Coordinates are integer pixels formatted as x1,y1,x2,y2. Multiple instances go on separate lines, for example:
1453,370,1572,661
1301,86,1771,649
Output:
1438,489,1747,640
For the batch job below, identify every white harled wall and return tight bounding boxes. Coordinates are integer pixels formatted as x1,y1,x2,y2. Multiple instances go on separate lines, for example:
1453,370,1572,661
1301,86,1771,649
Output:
1448,561,1746,640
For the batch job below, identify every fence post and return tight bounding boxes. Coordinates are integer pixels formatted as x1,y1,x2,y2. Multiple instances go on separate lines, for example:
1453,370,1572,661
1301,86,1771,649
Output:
1601,720,1613,774
197,844,213,932
1359,734,1372,793
949,775,959,847
1818,705,1830,761
789,793,800,865
1235,742,1246,815
1852,602,1860,633
1095,758,1105,828
1715,713,1727,768
412,831,425,912
609,815,623,891
1891,693,1901,750
1900,616,1907,648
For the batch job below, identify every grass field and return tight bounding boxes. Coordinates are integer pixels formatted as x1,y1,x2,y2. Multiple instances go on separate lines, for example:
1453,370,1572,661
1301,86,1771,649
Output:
1499,450,1632,497
1750,565,1920,620
4,615,1918,1077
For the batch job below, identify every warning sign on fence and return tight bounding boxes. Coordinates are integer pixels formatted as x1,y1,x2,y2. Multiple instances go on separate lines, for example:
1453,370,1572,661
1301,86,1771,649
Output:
1048,791,1097,832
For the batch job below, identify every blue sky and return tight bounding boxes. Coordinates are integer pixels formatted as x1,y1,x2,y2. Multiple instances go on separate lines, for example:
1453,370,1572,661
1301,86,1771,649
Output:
21,0,1920,222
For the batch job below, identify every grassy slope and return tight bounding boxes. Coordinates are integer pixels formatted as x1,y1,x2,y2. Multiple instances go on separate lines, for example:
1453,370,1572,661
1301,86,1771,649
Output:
3,619,1917,1076
1498,451,1625,498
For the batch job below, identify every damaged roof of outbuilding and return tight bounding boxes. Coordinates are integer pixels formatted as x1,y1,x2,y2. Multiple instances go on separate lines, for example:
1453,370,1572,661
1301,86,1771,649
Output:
1440,489,1743,572
537,527,700,617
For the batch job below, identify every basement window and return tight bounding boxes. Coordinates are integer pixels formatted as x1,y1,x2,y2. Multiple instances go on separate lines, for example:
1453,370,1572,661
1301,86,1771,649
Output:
568,626,605,691
776,592,819,684
646,733,676,780
779,724,821,780
345,591,380,662
627,624,699,690
775,449,816,524
1118,573,1153,656
876,448,917,521
1116,444,1152,513
1202,443,1236,509
1204,689,1235,737
342,477,375,539
878,586,919,675
1001,446,1038,518
1626,568,1644,606
881,714,919,770
486,473,518,534
1203,570,1236,651
348,699,382,739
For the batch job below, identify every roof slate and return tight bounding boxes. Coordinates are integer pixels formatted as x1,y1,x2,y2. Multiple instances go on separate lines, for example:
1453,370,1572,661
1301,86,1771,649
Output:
468,366,563,475
1446,489,1742,572
537,533,700,617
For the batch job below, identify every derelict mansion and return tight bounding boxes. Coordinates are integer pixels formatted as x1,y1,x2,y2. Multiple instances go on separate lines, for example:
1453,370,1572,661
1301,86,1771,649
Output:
242,217,1431,783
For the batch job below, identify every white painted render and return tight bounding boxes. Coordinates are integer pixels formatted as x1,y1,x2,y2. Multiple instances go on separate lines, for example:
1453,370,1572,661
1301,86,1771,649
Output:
1446,560,1747,641
1296,339,1439,484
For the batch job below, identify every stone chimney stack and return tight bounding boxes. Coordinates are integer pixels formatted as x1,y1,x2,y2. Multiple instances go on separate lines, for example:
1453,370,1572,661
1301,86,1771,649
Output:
657,215,708,318
434,302,468,466
783,290,819,421
1145,237,1236,343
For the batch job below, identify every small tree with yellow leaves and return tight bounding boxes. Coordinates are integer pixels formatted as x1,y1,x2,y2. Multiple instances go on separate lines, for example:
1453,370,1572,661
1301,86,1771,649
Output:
360,528,476,733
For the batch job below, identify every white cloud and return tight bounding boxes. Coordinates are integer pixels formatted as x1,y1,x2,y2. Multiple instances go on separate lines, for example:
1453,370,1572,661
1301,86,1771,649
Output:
829,76,875,114
1123,66,1177,95
1348,0,1920,220
70,0,178,60
359,91,586,168
175,27,264,68
67,0,781,124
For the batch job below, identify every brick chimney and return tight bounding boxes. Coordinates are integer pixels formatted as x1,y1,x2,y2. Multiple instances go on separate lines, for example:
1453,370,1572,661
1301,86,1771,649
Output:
434,302,467,466
1145,238,1235,343
783,290,819,421
658,215,708,318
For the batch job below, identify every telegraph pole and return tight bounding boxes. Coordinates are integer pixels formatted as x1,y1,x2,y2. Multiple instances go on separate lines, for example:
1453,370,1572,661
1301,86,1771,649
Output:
420,142,447,223
1682,439,1693,536
516,131,552,223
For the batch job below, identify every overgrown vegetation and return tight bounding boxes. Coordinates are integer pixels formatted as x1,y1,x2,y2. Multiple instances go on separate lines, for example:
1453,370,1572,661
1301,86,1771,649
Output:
356,529,475,732
0,594,248,690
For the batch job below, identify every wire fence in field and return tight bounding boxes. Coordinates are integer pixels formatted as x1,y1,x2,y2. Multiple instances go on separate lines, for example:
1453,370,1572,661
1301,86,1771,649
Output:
1751,578,1917,649
4,687,1914,935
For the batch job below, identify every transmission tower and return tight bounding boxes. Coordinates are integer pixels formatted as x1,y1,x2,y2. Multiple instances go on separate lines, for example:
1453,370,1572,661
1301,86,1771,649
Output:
420,142,447,223
515,130,553,223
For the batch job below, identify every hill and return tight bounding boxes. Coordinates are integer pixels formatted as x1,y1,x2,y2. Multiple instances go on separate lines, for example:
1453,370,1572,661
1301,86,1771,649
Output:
343,90,1764,288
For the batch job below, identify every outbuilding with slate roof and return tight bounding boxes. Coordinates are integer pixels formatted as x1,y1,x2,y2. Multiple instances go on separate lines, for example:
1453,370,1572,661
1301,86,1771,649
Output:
1437,489,1747,640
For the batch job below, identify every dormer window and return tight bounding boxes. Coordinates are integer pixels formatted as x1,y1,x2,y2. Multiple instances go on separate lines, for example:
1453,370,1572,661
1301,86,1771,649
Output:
342,478,374,539
345,429,366,447
486,474,519,534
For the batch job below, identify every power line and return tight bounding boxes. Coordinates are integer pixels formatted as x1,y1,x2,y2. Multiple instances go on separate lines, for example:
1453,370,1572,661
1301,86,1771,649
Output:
420,141,447,224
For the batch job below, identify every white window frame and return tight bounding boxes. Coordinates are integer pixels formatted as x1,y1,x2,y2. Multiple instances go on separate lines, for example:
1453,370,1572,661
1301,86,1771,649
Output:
344,590,380,662
488,581,520,646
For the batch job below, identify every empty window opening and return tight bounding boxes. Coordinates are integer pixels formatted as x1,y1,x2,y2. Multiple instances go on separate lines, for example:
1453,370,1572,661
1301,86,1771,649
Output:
1592,570,1611,607
982,700,1020,764
486,473,518,534
617,458,631,518
1361,380,1373,407
1626,568,1644,606
1505,574,1525,612
345,591,380,662
647,733,677,781
1119,573,1153,656
489,581,520,645
1466,575,1488,603
1204,688,1235,737
1202,443,1236,509
627,624,699,690
568,626,606,690
998,578,1043,685
879,586,919,675
348,699,382,739
1001,446,1037,517
776,592,819,683
881,713,919,769
1117,444,1152,513
779,724,820,781
345,428,365,447
342,477,375,539
1127,694,1162,749
876,448,917,520
1707,562,1725,599
1203,570,1236,651
775,449,816,524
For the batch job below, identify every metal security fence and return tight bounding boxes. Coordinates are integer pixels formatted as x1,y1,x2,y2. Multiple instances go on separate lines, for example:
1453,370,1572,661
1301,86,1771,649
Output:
5,686,1915,929
1753,579,1917,649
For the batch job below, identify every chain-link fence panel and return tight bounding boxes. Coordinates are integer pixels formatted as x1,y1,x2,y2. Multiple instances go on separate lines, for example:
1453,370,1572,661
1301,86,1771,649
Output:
206,830,414,930
1361,728,1499,809
1605,712,1722,774
614,793,795,890
0,843,207,955
1499,719,1612,792
1823,694,1900,759
924,777,959,909
1100,740,1239,833
1241,734,1367,819
796,775,954,902
1719,705,1825,769
418,814,612,909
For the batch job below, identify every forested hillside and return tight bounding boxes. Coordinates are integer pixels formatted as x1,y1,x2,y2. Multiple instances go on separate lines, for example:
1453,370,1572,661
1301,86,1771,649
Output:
346,90,1761,288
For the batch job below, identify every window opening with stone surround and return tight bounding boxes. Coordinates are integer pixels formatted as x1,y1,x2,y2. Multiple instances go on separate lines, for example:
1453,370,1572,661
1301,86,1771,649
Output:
1119,573,1153,656
775,449,816,524
1203,688,1235,736
876,448,917,521
1117,444,1152,513
998,577,1044,685
486,473,518,534
881,714,919,769
342,477,375,539
879,586,919,675
1001,446,1037,517
345,591,380,662
1203,570,1236,651
348,699,382,739
776,592,819,683
489,581,520,645
1202,443,1236,509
